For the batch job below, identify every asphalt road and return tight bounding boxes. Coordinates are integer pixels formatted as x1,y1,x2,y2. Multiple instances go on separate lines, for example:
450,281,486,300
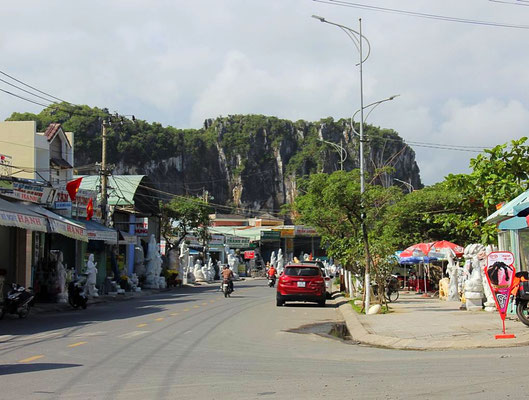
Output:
1,279,529,399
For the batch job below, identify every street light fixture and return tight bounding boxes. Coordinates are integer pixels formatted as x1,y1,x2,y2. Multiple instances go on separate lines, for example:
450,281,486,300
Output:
319,137,348,171
394,178,414,193
350,95,400,139
313,15,376,314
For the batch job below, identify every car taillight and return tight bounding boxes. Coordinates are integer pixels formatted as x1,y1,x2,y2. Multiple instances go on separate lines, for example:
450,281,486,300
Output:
311,279,324,285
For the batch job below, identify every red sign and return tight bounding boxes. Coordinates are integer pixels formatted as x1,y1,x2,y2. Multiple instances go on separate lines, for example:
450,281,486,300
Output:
244,251,255,260
484,251,516,339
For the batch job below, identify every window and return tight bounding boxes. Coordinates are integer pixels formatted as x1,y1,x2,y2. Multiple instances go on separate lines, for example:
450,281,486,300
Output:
284,267,320,276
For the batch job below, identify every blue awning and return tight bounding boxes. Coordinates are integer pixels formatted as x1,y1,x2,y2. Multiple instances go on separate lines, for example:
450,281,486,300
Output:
498,216,529,230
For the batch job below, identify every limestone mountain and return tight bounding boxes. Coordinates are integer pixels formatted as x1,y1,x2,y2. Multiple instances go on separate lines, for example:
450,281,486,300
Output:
7,106,422,216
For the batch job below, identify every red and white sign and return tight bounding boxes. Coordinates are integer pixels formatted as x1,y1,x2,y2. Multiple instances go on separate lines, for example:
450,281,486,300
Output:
244,251,255,260
484,251,516,339
135,217,149,236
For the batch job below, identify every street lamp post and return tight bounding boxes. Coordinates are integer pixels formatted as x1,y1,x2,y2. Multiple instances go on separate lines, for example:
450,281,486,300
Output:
394,178,414,193
319,138,347,170
313,15,376,314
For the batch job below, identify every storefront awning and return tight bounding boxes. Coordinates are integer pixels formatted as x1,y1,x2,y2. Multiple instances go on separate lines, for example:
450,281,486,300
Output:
0,197,48,232
27,204,88,242
83,220,118,243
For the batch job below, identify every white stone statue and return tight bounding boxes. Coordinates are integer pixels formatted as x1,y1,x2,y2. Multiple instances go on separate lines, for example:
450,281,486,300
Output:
480,245,496,312
130,273,140,292
228,250,240,280
270,251,277,268
144,234,163,289
193,259,206,282
84,253,99,297
179,241,190,284
463,244,485,310
53,250,68,303
134,239,146,277
276,248,285,274
206,258,215,282
446,250,460,301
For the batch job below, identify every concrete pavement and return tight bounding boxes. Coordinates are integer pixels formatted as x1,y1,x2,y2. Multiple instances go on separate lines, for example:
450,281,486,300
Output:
337,291,529,350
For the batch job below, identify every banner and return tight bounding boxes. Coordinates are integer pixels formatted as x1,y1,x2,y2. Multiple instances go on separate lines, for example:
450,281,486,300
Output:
226,236,250,248
484,251,516,338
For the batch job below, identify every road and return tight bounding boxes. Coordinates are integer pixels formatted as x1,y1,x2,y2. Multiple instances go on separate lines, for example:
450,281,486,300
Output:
1,279,529,399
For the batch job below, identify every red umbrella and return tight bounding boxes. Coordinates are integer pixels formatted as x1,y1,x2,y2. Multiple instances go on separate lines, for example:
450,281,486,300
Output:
400,241,464,258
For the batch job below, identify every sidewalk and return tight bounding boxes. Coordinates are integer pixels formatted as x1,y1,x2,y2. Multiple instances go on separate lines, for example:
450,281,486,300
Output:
337,291,529,350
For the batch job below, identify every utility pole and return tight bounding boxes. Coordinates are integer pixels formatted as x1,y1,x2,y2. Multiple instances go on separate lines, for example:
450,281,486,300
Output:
101,119,108,226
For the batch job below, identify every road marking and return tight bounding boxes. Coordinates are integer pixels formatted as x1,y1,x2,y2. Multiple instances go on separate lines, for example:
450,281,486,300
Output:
137,323,148,328
68,341,87,348
183,308,190,312
154,317,164,322
209,300,215,303
118,331,149,339
192,305,200,309
170,313,179,316
18,355,44,363
201,302,208,306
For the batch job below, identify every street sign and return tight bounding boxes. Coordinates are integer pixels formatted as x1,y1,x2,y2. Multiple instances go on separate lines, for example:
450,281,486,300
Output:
261,231,280,241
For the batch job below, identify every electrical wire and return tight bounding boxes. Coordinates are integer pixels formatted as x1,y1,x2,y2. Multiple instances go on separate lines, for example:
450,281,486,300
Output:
489,0,529,6
0,69,70,103
314,0,529,29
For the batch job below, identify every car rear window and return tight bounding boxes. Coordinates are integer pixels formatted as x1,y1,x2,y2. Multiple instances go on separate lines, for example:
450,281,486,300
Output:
285,267,321,277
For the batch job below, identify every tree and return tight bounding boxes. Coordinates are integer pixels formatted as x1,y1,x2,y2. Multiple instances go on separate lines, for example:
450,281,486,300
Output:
294,170,400,303
441,138,529,244
160,197,212,254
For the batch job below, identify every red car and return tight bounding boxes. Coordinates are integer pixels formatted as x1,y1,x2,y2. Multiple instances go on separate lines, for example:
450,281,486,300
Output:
276,263,326,307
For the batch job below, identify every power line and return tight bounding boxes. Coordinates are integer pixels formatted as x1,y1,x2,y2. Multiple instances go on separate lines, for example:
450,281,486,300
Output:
314,0,529,29
0,69,70,103
489,0,529,6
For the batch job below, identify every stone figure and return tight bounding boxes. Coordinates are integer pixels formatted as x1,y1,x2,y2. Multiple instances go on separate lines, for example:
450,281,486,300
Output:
276,248,285,274
84,253,99,297
228,250,240,280
270,251,277,268
206,259,215,282
179,241,190,284
53,250,67,303
446,250,460,301
130,273,140,292
144,234,163,289
193,259,205,282
463,244,485,311
134,239,146,277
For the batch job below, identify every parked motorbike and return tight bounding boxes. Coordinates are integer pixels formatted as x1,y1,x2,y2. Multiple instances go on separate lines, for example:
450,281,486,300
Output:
0,283,35,319
68,276,88,309
222,279,233,298
513,271,529,326
268,275,276,288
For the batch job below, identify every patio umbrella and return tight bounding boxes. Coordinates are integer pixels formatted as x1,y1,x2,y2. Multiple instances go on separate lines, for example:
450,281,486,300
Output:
400,241,464,259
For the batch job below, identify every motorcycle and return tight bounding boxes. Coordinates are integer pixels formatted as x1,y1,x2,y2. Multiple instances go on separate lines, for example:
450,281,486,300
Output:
513,271,529,326
68,275,88,309
222,279,233,298
0,283,35,319
268,275,276,288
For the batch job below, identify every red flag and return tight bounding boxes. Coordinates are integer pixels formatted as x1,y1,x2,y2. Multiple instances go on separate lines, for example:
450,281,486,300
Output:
86,198,93,221
66,177,83,201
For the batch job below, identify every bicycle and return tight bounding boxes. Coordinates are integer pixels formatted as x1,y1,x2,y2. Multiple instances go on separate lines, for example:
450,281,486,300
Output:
384,275,400,303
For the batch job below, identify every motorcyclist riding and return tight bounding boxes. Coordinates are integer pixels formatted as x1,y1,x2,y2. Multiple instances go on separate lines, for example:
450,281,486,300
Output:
267,265,277,279
221,265,234,293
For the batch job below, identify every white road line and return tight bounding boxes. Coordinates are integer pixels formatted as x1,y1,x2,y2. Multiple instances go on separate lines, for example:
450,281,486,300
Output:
118,331,150,339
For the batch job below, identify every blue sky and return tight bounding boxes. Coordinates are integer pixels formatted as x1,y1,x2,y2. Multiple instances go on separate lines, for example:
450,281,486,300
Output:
1,0,528,184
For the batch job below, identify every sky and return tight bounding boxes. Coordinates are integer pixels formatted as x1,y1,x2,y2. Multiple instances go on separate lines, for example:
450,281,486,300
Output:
1,0,529,185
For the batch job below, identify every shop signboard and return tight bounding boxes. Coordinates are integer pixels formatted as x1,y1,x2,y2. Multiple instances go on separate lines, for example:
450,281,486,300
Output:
3,182,54,204
226,236,250,248
279,228,295,238
260,230,280,241
294,225,318,237
135,217,149,236
0,154,12,177
185,234,224,247
244,250,255,259
286,238,294,252
55,188,98,219
484,251,516,339
87,229,118,242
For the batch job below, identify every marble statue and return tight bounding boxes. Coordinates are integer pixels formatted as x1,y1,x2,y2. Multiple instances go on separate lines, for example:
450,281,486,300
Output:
179,241,190,284
53,250,68,303
446,250,460,301
144,234,163,289
270,251,277,268
206,259,215,282
84,253,99,297
130,273,140,292
276,249,285,274
228,250,240,280
193,259,206,282
134,239,146,277
480,245,496,312
463,244,485,310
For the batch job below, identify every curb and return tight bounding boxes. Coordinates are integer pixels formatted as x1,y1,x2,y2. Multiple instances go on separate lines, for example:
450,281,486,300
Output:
335,294,529,351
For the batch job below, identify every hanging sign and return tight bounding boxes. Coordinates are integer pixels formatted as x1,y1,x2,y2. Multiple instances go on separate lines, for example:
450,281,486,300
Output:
244,250,255,260
484,251,516,339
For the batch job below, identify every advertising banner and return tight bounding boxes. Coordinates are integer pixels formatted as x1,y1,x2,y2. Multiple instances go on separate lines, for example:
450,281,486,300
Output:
226,236,250,248
244,250,255,260
484,251,516,339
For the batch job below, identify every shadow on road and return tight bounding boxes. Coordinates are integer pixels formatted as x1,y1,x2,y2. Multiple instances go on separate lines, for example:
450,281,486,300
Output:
0,362,82,376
